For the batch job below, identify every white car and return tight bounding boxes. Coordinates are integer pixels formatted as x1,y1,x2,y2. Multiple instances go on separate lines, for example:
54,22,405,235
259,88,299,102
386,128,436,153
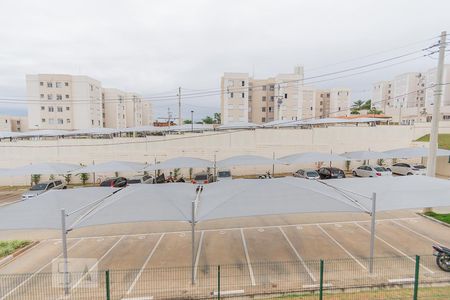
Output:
293,169,320,180
127,174,154,184
22,180,66,200
388,163,427,176
352,165,392,177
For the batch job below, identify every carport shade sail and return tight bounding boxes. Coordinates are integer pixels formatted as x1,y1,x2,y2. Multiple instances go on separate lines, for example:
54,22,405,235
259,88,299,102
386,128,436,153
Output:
144,157,214,171
76,161,147,173
3,162,82,176
278,152,347,164
340,151,394,160
1,176,450,230
216,155,282,168
383,147,450,158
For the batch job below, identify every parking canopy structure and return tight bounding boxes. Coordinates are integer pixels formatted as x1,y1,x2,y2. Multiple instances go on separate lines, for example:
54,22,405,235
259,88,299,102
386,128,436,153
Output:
340,150,394,160
383,147,450,158
0,162,82,176
216,155,281,168
144,157,214,171
76,161,147,173
278,152,347,164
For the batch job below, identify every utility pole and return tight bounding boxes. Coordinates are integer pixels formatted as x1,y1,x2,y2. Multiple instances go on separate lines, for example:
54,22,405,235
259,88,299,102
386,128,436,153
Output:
178,87,182,125
191,110,194,132
427,31,447,177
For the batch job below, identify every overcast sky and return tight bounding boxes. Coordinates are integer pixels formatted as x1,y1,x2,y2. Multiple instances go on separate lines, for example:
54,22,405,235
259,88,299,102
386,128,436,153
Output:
0,0,449,120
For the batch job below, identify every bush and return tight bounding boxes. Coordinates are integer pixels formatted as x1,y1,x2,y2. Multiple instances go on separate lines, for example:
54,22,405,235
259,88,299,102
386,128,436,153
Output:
0,240,31,258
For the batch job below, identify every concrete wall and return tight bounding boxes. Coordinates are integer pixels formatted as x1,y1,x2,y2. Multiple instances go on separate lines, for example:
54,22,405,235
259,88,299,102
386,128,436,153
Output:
1,123,449,185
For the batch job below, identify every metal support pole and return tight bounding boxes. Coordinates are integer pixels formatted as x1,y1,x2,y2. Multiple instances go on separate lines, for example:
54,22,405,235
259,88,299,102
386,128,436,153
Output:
413,255,420,300
369,193,377,274
191,110,194,132
217,265,221,300
272,152,275,176
105,270,111,300
178,87,182,125
214,153,217,181
319,259,324,300
191,200,196,285
61,209,69,295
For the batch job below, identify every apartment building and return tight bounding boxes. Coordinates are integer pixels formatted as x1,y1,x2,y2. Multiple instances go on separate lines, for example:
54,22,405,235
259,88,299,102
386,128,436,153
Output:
372,65,450,124
142,101,153,125
26,74,150,130
220,66,351,124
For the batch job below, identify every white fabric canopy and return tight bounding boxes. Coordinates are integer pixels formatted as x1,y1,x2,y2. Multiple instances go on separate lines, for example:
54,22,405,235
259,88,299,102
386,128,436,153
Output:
278,152,347,164
218,122,260,130
144,157,213,171
384,147,450,158
4,162,82,176
340,150,394,160
217,155,281,168
169,124,214,132
0,176,449,230
71,128,119,136
76,161,147,173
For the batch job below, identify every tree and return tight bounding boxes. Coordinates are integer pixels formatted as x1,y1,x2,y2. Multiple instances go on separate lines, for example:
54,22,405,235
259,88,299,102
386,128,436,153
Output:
183,119,192,124
352,100,364,110
202,116,214,124
64,174,72,185
367,107,383,115
350,109,360,115
31,174,41,185
213,112,221,124
79,173,90,185
361,100,372,110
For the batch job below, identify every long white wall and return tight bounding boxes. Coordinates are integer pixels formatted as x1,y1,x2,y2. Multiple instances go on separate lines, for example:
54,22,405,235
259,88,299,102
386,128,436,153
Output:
1,123,450,185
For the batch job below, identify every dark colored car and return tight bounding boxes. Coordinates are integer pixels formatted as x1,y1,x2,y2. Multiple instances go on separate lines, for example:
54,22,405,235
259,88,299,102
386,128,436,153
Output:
317,167,346,179
191,172,215,184
99,177,128,187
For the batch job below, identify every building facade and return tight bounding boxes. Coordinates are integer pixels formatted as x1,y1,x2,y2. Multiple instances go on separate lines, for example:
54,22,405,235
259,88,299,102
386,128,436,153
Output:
26,74,150,130
372,65,450,124
220,66,351,124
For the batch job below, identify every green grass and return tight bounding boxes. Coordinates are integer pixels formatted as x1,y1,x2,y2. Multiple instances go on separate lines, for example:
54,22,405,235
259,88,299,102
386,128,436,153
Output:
416,134,450,150
425,211,450,224
0,240,31,258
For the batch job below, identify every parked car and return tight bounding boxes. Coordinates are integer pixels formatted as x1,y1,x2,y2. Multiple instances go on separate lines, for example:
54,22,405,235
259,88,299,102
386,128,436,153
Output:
352,165,392,177
293,169,320,180
99,177,128,187
317,167,346,179
191,172,215,184
127,175,154,184
22,180,66,200
387,163,427,176
217,170,232,181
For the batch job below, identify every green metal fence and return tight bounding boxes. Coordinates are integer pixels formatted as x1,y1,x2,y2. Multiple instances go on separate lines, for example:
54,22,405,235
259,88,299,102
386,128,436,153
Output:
0,255,449,299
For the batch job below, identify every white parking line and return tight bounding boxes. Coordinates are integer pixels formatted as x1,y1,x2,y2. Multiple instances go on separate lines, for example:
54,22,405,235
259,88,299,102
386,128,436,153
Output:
193,231,204,281
126,233,165,295
354,223,434,274
278,227,316,282
71,236,125,290
390,220,442,245
0,238,84,300
240,228,256,286
49,217,422,241
316,225,367,270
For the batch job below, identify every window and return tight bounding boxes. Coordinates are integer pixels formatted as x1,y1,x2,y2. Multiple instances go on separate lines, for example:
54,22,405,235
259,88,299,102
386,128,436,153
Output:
55,82,62,88
269,107,272,112
310,107,313,110
65,94,69,99
338,107,341,111
41,118,46,123
269,85,275,91
16,120,20,125
41,106,45,110
57,106,63,112
47,82,52,88
241,81,245,87
270,96,274,101
241,93,245,98
65,82,69,86
40,82,44,86
56,94,62,100
66,107,70,111
320,101,323,105
327,93,330,97
49,118,55,124
48,106,54,112
262,117,266,122
262,85,266,91
262,96,266,101
284,93,288,99
57,119,63,124
91,120,94,125
262,107,266,112
47,94,53,100
40,94,44,99
230,92,234,98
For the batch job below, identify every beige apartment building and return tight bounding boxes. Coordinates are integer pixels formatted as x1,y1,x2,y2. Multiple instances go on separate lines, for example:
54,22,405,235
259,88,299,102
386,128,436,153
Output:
372,64,450,124
0,115,26,132
220,66,351,124
142,101,153,125
26,74,151,130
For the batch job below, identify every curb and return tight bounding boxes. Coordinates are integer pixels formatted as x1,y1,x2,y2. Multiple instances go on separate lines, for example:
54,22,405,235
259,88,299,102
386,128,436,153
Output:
417,213,450,228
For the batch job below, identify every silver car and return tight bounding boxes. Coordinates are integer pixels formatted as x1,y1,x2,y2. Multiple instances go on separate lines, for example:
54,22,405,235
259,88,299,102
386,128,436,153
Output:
22,180,66,200
293,169,320,180
352,165,392,177
127,175,154,184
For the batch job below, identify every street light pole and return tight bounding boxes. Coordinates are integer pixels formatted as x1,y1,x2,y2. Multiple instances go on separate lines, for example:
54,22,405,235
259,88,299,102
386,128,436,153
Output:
191,110,194,132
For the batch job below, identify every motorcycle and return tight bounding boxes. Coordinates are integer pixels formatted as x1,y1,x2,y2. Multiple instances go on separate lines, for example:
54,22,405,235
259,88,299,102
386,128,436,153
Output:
432,245,450,272
258,171,272,179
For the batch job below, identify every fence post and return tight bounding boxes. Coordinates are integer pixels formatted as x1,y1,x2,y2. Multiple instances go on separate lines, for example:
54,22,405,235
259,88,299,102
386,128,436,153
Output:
413,255,420,300
319,260,324,300
217,265,221,300
105,270,110,300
